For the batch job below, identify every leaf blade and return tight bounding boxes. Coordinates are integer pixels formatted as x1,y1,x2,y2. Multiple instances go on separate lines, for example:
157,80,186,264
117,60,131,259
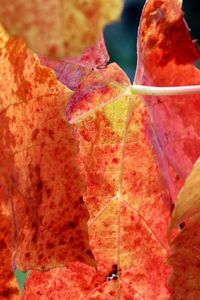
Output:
0,34,94,271
0,0,122,58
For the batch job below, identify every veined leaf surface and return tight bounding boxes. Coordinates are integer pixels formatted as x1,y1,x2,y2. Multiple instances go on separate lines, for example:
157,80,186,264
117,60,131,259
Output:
135,0,200,201
0,32,94,272
40,34,110,90
0,24,20,300
23,62,171,299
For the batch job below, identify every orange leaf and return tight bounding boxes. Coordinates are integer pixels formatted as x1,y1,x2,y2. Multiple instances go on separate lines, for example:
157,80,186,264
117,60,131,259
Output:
23,61,172,299
68,63,171,299
0,0,122,58
40,34,110,90
0,33,94,271
23,263,147,299
0,22,20,300
0,188,20,300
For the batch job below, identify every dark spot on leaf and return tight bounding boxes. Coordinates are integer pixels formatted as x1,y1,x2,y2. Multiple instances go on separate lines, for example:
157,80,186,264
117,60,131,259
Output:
37,181,43,191
68,221,76,229
35,165,40,174
0,239,6,250
38,254,44,260
32,231,37,242
31,128,39,140
25,252,30,259
106,264,118,281
79,196,84,203
31,222,37,229
178,222,185,230
46,241,54,249
48,129,54,139
0,287,18,298
46,188,52,197
171,202,175,213
86,249,93,257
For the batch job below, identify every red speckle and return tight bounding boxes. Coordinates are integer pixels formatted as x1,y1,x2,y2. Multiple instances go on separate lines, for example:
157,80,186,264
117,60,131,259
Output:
49,46,57,56
46,242,54,249
112,157,119,164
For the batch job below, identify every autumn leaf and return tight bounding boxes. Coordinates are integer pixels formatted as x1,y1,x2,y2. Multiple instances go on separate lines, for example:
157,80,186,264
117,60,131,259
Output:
23,59,171,298
3,0,200,298
168,158,200,299
0,31,94,272
23,263,148,300
0,24,20,300
0,188,20,300
135,0,200,201
40,34,110,90
67,62,171,299
0,0,123,58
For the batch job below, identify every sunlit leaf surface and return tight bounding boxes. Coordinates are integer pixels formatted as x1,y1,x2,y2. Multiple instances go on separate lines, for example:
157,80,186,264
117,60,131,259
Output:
23,61,171,299
40,34,110,90
0,0,123,58
135,0,200,201
168,158,200,299
0,33,94,272
0,192,20,299
2,0,200,298
0,24,20,300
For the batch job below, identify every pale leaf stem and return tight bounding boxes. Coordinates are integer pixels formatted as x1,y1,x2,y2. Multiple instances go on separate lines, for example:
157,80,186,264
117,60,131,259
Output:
129,84,200,96
69,84,200,124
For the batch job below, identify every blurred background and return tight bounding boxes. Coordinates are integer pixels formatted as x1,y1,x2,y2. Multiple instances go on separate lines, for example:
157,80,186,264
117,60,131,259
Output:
104,0,200,82
104,0,145,82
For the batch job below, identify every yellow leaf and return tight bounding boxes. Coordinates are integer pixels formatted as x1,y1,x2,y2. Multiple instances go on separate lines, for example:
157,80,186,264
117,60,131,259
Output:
169,158,200,299
0,0,123,58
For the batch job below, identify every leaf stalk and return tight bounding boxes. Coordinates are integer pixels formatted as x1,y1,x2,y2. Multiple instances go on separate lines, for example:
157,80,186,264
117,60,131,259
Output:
129,84,200,96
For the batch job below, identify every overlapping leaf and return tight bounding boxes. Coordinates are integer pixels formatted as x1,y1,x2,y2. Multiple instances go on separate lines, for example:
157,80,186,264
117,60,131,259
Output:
0,30,94,272
168,158,200,299
67,63,171,299
135,0,200,201
0,190,20,300
40,34,110,90
136,0,200,298
2,0,199,298
0,0,122,58
23,60,171,299
0,25,20,300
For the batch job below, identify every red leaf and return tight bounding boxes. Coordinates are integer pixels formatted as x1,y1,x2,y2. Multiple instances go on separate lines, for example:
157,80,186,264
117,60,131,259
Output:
23,263,146,300
0,189,20,299
135,0,200,201
0,24,20,300
40,35,110,91
68,64,171,297
23,263,96,300
0,35,94,271
23,61,172,299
